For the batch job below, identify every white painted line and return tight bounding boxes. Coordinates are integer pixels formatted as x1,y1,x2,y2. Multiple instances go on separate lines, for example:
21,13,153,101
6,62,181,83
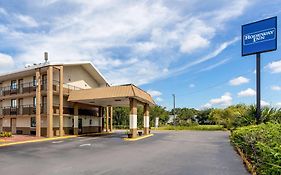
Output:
79,143,91,147
78,138,98,142
52,141,63,144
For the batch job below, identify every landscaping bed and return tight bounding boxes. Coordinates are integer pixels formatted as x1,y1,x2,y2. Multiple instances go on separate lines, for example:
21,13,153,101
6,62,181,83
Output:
230,123,281,175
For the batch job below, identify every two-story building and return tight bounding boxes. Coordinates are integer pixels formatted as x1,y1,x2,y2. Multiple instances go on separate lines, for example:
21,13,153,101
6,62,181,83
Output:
0,54,155,138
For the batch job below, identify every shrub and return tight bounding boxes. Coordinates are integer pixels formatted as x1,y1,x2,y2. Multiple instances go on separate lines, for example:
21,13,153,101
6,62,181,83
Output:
0,132,12,137
230,123,281,175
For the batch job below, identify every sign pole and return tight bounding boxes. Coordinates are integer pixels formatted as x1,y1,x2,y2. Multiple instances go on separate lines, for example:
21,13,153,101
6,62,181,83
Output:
256,53,261,124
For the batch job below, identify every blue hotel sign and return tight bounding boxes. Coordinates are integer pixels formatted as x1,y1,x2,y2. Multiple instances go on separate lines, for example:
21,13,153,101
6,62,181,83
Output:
242,17,277,56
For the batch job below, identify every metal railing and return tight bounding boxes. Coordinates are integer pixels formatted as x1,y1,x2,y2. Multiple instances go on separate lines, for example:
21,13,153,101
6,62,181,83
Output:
0,80,83,96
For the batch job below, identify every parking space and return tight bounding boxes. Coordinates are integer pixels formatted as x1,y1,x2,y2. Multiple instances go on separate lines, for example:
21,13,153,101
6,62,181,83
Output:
0,131,248,175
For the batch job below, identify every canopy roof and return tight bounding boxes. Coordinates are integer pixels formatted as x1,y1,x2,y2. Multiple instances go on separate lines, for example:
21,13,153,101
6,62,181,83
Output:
68,84,156,107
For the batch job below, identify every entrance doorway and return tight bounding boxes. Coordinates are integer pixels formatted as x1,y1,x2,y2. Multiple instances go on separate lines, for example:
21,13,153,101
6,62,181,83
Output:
11,118,16,134
78,118,82,134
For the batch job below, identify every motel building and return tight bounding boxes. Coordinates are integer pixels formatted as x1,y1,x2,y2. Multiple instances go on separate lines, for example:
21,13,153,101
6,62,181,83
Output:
0,53,155,138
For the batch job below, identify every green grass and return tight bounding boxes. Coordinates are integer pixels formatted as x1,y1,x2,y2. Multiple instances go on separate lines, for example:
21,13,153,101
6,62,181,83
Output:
153,125,224,131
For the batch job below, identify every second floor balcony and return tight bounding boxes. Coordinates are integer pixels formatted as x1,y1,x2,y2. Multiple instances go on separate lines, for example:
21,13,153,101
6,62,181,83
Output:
0,104,98,116
0,80,83,97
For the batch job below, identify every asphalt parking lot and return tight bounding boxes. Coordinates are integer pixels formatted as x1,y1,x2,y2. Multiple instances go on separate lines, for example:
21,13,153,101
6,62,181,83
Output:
0,131,248,175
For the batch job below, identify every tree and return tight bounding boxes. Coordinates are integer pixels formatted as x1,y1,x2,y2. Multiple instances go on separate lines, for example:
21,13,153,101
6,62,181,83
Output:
150,106,169,126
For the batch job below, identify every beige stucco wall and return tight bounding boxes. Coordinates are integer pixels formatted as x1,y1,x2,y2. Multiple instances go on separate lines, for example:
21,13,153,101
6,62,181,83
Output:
81,116,101,127
3,117,10,127
16,116,31,127
62,66,100,89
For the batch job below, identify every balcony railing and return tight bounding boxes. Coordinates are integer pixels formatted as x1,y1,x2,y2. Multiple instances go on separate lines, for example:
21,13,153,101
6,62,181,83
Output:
0,80,83,96
2,105,37,115
1,104,97,116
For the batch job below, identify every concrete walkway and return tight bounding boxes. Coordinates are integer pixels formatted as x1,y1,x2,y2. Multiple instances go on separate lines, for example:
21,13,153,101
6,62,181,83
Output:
0,131,249,175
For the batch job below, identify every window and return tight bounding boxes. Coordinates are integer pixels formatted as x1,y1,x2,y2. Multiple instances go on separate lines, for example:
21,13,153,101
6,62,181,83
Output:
31,117,36,127
11,80,17,90
33,97,36,107
11,99,17,108
89,119,92,125
33,76,36,87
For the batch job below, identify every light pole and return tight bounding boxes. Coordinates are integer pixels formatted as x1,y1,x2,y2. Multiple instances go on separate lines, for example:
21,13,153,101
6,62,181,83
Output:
173,94,176,127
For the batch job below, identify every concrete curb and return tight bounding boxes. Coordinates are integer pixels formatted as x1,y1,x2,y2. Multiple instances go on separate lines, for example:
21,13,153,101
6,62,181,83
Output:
123,134,154,141
0,132,114,148
235,146,257,175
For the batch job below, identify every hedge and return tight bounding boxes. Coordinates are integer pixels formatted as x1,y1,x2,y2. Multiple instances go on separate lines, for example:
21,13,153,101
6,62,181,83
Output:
0,132,12,137
230,123,281,175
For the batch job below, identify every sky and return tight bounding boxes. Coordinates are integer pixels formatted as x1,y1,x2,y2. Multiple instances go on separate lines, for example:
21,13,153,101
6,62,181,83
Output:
0,0,281,110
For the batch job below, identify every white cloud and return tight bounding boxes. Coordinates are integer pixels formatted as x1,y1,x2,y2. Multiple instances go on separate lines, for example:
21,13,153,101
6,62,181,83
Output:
189,84,195,88
266,60,281,73
180,33,210,53
229,76,249,86
199,58,230,72
0,0,251,85
238,88,256,97
261,100,270,107
271,85,281,91
16,14,39,27
147,90,162,97
156,97,163,102
203,92,232,108
173,37,239,75
202,103,212,109
276,102,281,108
135,42,158,53
0,53,15,69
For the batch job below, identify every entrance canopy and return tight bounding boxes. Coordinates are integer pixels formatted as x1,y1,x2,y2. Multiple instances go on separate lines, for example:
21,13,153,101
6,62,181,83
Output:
68,84,156,107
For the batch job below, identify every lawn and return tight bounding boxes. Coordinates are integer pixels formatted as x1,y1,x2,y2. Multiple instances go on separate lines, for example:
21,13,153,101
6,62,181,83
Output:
152,125,224,131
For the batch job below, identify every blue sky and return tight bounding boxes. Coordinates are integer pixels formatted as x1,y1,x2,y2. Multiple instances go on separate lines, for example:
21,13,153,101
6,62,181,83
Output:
0,0,281,109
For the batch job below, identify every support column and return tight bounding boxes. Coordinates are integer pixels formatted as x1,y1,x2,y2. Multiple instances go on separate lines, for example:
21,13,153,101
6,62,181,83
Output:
110,106,113,132
59,66,64,136
47,66,53,138
35,69,41,137
73,103,78,135
106,106,109,132
129,98,137,138
101,107,105,132
143,103,150,135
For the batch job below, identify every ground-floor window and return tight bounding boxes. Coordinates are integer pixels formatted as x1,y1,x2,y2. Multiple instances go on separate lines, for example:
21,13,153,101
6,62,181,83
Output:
31,117,36,127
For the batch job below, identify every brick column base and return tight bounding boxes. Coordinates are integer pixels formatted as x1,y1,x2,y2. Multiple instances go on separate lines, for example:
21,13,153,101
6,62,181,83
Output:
144,127,149,135
74,128,78,135
130,128,138,138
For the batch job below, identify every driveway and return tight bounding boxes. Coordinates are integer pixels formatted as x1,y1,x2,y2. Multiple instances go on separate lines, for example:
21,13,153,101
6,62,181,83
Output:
0,130,248,175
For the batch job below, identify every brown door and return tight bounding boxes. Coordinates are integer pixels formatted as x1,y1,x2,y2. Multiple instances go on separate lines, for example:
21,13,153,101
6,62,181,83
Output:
0,118,3,132
18,79,23,94
11,118,16,134
18,98,23,115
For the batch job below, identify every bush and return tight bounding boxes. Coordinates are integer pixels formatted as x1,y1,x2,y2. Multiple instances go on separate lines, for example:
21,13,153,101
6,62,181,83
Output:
230,123,281,175
0,132,12,137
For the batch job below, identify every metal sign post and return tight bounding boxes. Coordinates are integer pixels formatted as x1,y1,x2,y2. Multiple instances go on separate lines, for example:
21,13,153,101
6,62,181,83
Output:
256,53,261,123
242,16,277,124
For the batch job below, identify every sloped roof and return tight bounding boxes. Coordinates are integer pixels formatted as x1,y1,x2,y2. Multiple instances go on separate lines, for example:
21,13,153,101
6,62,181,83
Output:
0,61,108,86
68,84,156,106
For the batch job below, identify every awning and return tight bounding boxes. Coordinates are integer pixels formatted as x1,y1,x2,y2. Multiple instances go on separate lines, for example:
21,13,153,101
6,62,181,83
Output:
68,84,156,107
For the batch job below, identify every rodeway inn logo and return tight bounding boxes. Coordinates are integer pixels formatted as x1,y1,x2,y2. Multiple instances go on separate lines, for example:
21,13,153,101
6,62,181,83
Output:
243,28,276,45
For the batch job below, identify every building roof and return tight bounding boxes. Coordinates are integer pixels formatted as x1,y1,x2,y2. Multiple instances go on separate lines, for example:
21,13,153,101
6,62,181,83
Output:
0,61,109,86
68,84,156,107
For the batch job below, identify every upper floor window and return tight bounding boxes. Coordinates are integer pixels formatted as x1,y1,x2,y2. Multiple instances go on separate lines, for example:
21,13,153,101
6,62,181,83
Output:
33,96,36,107
11,80,17,90
11,99,17,108
33,76,36,87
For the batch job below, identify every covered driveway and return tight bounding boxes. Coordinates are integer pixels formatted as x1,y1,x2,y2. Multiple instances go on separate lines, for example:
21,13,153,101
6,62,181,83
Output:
68,84,156,137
